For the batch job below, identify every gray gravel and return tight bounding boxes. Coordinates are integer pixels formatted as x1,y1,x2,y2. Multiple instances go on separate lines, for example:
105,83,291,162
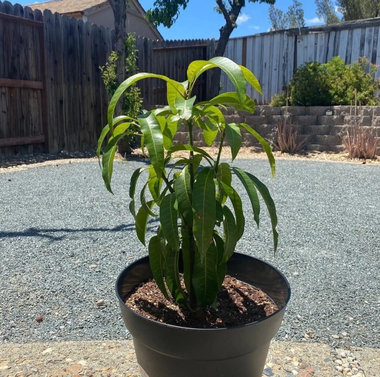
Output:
0,159,379,349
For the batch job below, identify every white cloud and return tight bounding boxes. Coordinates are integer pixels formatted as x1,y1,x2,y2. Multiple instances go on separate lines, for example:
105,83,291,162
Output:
306,17,324,25
249,25,260,30
236,13,251,25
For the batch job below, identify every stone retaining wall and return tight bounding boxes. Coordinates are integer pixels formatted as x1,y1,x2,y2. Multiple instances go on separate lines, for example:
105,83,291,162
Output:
176,106,380,154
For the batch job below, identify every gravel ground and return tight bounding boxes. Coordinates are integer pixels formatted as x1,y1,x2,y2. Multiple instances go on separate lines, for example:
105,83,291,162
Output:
0,158,379,349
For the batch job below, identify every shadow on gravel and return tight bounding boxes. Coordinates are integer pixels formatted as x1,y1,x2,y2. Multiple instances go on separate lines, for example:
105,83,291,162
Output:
0,223,137,241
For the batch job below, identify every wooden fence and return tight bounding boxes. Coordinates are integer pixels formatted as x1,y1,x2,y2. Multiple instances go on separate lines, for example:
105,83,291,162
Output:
2,0,380,155
0,1,113,155
222,18,380,104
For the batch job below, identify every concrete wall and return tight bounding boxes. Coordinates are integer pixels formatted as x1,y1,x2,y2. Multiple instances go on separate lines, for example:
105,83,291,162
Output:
176,106,380,154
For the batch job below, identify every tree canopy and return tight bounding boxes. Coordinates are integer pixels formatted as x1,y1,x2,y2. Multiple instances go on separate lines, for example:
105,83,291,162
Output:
268,0,305,30
146,0,275,98
315,0,340,24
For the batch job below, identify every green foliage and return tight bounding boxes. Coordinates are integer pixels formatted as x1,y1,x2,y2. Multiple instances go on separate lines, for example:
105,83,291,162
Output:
98,57,278,311
337,0,380,21
269,0,305,31
314,0,341,24
100,34,142,149
270,92,288,107
289,62,331,106
274,57,380,107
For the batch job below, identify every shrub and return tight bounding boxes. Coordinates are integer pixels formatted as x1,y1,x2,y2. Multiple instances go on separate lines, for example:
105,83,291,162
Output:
342,124,378,159
100,34,142,153
288,62,331,106
273,117,311,153
325,57,380,106
270,92,288,107
270,57,380,107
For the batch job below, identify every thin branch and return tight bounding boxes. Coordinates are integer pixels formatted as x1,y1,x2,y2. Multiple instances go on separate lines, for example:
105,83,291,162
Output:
216,0,233,28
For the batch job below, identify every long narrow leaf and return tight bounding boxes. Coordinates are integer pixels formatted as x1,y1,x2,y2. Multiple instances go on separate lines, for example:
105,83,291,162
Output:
193,168,216,260
108,73,183,129
225,123,242,161
129,168,145,199
174,166,193,226
232,167,260,227
222,205,239,262
101,133,126,193
246,172,278,252
239,65,262,95
220,183,245,240
135,202,154,246
165,246,186,305
239,123,276,177
192,241,219,307
140,183,158,217
149,236,169,300
139,112,164,179
160,193,180,251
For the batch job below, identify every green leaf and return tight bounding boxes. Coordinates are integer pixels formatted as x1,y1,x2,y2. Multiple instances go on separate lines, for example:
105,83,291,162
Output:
180,225,194,303
217,162,232,186
213,232,227,288
175,96,196,120
200,92,255,113
139,112,164,179
239,65,262,95
140,183,157,217
187,57,246,102
232,167,260,227
160,193,180,251
108,73,183,128
220,183,245,240
168,144,214,164
167,80,187,107
135,202,154,246
225,123,242,161
193,167,216,260
222,205,239,262
192,241,219,307
129,168,145,199
246,172,279,252
203,128,219,146
174,166,193,226
101,133,126,194
239,123,276,177
148,166,161,201
149,236,169,300
165,246,186,305
97,124,110,161
163,117,179,150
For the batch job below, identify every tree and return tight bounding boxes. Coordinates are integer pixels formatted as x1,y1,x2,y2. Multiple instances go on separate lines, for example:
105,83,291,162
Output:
268,0,305,31
315,0,341,24
108,0,127,86
337,0,380,20
146,0,275,98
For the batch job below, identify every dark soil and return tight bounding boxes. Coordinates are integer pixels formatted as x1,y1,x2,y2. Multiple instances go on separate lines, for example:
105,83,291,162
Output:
125,275,278,328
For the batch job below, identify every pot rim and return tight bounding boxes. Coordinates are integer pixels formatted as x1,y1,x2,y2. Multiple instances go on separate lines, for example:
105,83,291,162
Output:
115,252,291,332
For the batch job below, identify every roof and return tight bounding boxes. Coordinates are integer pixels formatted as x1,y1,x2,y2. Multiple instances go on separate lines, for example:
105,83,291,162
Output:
27,0,108,14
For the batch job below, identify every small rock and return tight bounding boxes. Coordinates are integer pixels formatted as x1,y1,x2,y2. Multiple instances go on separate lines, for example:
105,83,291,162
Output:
263,368,274,376
96,299,105,306
341,352,347,358
335,359,343,365
336,366,343,372
332,334,340,339
89,264,98,269
42,348,53,355
35,315,43,323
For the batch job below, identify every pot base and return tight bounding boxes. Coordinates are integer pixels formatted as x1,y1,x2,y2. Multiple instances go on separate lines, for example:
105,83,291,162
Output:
134,338,270,377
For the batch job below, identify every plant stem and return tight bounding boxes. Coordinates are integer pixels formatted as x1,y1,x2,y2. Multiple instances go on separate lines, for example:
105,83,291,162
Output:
215,130,226,172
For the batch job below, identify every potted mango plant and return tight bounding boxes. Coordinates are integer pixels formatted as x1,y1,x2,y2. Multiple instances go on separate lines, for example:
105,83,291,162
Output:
98,57,290,377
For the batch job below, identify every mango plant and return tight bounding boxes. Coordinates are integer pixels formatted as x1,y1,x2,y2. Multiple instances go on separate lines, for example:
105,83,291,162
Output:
98,57,278,310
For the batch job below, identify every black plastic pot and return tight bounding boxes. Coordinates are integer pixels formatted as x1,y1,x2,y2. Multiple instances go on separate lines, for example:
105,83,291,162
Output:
116,253,291,377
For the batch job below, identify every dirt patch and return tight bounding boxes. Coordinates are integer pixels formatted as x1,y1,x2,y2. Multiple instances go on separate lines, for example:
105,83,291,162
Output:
125,275,278,328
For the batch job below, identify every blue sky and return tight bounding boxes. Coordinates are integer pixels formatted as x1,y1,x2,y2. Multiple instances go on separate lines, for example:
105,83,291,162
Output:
12,0,330,40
